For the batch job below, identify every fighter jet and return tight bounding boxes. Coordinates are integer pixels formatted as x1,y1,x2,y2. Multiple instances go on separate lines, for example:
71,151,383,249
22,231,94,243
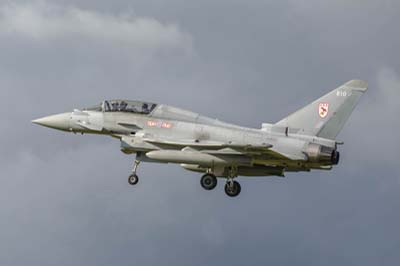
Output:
33,80,367,197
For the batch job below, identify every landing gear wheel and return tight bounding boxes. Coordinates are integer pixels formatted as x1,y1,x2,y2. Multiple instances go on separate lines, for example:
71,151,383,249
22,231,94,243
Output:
200,174,217,190
128,174,139,185
224,181,241,197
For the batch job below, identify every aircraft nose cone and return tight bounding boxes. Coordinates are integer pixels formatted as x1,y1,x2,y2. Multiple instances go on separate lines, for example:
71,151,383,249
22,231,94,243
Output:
32,113,71,131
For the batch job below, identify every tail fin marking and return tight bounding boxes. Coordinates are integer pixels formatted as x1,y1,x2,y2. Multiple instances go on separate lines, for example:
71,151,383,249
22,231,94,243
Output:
275,80,367,139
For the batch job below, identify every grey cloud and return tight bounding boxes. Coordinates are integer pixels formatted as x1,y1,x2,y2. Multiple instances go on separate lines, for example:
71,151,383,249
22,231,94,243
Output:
377,67,400,111
0,2,192,53
339,67,400,169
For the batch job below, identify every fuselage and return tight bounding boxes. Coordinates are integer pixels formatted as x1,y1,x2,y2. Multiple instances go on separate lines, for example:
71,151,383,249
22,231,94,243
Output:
32,79,367,197
33,100,340,177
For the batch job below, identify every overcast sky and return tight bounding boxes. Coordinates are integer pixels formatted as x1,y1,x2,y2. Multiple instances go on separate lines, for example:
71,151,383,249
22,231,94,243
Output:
1,0,400,265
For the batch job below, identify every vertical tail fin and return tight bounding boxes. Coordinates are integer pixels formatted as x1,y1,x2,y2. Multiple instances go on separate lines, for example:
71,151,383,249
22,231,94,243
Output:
275,80,368,139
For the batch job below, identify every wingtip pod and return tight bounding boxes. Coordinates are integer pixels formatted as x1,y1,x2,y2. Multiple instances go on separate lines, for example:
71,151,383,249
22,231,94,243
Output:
344,79,368,92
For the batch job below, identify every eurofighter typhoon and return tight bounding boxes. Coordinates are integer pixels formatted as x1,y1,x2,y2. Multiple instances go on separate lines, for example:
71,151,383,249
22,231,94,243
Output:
33,80,367,197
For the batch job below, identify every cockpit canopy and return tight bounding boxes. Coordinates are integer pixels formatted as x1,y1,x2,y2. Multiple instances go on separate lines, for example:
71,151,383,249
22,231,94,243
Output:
84,100,157,115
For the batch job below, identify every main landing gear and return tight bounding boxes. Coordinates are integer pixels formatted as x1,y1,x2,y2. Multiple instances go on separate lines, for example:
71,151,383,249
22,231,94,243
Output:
200,173,218,190
200,167,241,197
128,160,140,185
224,179,241,197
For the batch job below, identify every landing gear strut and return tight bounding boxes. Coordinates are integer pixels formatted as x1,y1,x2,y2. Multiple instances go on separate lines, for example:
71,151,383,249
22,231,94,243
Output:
224,166,241,197
128,160,140,185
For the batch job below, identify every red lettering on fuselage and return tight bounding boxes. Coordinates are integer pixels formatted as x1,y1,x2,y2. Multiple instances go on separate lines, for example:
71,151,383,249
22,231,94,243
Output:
147,120,173,129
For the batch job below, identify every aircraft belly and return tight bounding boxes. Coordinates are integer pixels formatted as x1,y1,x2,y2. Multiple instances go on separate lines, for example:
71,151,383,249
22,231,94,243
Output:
146,150,251,166
181,164,284,177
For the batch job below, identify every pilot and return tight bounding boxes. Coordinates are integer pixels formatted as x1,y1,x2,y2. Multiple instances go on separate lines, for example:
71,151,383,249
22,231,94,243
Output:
111,102,119,111
142,103,149,113
119,101,128,111
104,101,111,112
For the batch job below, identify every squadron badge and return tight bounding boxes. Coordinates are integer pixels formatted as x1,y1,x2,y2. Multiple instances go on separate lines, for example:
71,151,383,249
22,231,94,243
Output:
319,103,329,118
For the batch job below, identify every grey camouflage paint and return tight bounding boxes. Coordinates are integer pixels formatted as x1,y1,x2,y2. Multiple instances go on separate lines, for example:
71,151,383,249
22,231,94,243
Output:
33,79,367,185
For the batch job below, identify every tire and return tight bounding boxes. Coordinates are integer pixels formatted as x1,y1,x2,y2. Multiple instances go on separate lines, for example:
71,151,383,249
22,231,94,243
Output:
128,174,139,185
224,181,241,197
200,174,218,190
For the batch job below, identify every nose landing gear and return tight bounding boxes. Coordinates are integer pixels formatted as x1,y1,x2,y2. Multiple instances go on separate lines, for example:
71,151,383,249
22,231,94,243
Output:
128,174,139,185
128,160,140,185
